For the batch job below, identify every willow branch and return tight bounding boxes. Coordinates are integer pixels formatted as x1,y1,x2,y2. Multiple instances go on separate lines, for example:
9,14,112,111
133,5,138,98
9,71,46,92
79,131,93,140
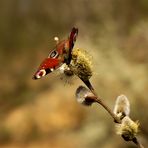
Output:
133,137,144,148
82,79,121,123
83,79,144,147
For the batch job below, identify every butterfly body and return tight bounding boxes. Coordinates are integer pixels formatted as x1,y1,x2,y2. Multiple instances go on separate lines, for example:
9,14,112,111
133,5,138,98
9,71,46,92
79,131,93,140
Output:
33,27,78,80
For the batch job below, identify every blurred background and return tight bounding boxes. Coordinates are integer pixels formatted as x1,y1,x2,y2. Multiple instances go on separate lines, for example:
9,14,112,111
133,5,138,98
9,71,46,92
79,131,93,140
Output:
0,0,148,147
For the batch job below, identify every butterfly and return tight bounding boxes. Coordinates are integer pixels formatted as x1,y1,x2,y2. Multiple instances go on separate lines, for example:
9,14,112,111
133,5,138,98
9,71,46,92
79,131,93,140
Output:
32,27,78,80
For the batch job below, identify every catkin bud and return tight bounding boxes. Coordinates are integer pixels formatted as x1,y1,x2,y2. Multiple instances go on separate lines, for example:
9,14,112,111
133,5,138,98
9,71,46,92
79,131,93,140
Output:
70,48,93,81
115,116,139,141
75,86,96,106
113,95,130,119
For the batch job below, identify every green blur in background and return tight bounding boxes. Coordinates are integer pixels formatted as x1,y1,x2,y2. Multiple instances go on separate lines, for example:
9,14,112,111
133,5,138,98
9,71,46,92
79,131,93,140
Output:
0,0,148,147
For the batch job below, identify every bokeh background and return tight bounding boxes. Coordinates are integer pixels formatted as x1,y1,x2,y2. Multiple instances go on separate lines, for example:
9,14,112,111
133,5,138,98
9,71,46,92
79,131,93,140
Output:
0,0,148,147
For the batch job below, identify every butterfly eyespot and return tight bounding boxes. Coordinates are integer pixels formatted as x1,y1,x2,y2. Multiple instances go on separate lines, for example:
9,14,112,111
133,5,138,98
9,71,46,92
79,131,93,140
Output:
33,27,78,80
49,50,59,58
36,69,46,79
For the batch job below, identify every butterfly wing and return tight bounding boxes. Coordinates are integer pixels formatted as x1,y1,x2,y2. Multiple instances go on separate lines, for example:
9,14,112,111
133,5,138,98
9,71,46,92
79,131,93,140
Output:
65,27,78,65
33,27,78,80
32,44,65,80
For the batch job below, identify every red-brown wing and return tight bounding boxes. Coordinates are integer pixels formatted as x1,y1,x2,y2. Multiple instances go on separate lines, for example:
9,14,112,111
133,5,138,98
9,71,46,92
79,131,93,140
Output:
33,27,78,80
66,27,78,65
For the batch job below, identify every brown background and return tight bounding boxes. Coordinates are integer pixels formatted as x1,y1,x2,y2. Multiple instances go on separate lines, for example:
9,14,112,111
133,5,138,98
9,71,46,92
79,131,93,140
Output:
0,0,148,147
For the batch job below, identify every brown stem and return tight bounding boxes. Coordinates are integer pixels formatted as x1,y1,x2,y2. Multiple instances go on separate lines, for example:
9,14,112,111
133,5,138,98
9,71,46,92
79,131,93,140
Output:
93,96,121,123
81,78,144,147
82,78,121,123
80,79,97,96
133,137,144,148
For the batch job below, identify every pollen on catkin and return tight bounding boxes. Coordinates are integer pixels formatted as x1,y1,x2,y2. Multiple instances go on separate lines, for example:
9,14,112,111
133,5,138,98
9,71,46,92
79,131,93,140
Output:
70,48,93,81
115,116,139,141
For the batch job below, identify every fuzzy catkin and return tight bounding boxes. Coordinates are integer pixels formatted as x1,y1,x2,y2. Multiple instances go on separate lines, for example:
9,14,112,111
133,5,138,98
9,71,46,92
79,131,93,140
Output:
113,95,130,119
70,48,93,81
115,116,139,141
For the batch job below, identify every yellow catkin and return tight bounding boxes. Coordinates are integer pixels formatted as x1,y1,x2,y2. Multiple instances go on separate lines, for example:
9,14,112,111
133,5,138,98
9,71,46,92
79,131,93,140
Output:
70,48,93,81
116,116,139,140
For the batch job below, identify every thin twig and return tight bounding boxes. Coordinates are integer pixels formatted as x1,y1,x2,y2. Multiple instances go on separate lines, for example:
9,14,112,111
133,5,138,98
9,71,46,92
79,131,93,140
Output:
133,137,144,148
81,78,144,147
80,79,97,96
95,98,121,124
82,79,121,123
